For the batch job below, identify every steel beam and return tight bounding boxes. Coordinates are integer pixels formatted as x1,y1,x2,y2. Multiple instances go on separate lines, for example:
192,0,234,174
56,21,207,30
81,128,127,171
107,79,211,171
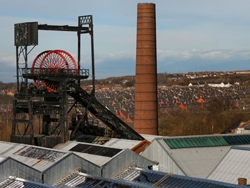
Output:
38,25,89,32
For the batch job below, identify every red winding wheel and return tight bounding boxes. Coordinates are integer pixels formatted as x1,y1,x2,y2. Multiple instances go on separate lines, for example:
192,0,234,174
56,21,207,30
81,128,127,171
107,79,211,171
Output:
31,50,50,89
32,50,77,93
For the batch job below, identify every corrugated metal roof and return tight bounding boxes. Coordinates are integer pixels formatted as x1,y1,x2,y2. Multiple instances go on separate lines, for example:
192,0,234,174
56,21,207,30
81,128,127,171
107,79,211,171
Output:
56,141,125,166
141,138,236,179
0,177,55,188
208,146,250,184
103,138,142,149
54,141,79,151
69,143,122,157
0,156,6,162
73,152,113,166
0,141,69,172
15,146,65,162
164,134,250,149
57,172,151,188
121,168,247,188
140,134,164,141
0,141,20,155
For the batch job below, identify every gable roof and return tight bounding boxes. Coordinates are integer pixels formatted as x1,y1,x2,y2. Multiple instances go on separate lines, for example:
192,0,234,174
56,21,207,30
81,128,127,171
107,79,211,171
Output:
55,141,125,166
157,139,231,179
0,141,69,172
141,134,250,179
208,146,250,184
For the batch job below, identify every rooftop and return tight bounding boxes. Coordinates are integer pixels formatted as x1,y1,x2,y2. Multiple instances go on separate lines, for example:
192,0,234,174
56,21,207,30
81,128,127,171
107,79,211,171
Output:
0,141,69,172
56,141,126,166
208,146,250,184
57,172,151,188
120,168,246,188
0,177,55,188
163,134,250,149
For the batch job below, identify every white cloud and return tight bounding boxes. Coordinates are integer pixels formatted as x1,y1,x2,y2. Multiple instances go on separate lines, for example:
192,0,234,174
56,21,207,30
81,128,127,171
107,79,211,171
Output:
95,51,135,64
1,0,250,80
158,49,250,62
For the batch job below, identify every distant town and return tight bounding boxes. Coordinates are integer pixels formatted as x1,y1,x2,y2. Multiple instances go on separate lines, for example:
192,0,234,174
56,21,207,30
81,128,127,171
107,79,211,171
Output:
1,70,250,114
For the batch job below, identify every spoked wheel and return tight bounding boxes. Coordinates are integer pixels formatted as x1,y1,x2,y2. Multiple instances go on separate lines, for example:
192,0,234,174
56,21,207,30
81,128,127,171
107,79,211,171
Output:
39,50,77,93
31,50,50,89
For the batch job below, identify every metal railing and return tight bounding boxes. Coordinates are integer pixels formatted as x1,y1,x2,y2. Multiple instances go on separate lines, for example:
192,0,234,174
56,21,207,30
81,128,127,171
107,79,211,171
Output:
22,68,89,77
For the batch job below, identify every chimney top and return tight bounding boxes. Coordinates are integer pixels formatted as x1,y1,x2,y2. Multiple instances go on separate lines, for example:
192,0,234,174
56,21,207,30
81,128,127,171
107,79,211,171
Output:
238,178,247,186
138,3,155,5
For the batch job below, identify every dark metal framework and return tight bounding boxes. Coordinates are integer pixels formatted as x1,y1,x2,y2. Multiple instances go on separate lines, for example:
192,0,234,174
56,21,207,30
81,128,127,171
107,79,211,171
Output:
12,15,144,147
69,83,144,140
15,16,95,94
12,16,95,145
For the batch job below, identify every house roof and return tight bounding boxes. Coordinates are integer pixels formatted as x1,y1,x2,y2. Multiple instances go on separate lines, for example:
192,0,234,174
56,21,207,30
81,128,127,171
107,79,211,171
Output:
197,98,205,103
208,146,250,184
239,120,250,130
221,121,242,134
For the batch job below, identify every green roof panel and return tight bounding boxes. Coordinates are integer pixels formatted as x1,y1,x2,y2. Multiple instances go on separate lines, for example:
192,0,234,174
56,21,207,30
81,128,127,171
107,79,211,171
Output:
164,135,250,149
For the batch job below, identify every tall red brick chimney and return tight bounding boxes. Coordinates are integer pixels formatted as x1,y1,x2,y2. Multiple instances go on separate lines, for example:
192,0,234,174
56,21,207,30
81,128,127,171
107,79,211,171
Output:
134,3,158,135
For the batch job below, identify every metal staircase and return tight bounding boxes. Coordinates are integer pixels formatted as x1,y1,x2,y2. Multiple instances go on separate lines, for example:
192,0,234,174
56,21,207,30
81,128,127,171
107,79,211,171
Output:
68,83,144,141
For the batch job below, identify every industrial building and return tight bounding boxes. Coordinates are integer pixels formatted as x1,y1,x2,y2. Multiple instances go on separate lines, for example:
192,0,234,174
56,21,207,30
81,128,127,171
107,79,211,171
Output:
141,134,250,179
208,146,250,185
55,140,156,178
1,139,250,187
117,168,246,188
0,141,100,185
0,158,248,187
5,2,250,187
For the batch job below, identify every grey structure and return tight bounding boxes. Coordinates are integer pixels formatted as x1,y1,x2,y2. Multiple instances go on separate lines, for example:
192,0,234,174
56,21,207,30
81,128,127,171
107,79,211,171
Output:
118,168,247,188
57,172,151,188
141,134,250,179
56,141,156,178
103,138,143,149
0,141,100,185
42,153,100,185
208,146,250,184
0,157,41,183
0,176,55,188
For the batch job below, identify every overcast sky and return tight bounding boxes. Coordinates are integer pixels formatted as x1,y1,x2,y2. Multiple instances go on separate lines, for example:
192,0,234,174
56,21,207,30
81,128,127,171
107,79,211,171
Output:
0,0,250,82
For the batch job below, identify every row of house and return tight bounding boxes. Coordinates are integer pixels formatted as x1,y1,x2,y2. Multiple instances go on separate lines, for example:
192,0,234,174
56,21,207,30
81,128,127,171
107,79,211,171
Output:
0,90,14,96
93,86,250,123
186,70,250,77
188,82,232,87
